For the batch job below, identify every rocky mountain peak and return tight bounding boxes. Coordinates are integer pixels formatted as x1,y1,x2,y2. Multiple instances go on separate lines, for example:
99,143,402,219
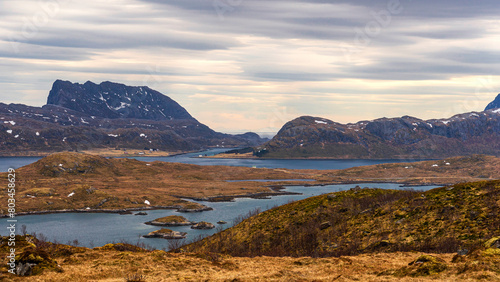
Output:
47,80,193,120
485,94,500,111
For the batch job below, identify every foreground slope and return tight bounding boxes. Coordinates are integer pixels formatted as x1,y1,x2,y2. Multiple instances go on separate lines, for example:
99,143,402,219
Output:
1,236,499,281
184,180,500,258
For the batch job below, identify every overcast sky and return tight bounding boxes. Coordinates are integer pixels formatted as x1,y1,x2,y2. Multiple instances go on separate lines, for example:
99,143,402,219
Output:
1,0,499,134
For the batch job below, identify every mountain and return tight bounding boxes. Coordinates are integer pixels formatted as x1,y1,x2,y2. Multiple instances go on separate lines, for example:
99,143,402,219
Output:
252,111,500,159
0,80,266,155
486,93,500,111
47,80,193,120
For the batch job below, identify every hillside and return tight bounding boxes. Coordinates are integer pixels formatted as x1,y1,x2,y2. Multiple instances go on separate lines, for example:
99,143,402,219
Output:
252,110,500,159
184,180,500,258
0,80,266,156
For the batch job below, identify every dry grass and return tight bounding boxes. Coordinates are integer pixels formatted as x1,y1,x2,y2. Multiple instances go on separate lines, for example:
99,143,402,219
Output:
1,243,498,281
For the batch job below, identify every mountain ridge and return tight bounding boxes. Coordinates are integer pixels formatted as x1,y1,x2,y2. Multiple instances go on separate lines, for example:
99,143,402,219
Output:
252,108,500,159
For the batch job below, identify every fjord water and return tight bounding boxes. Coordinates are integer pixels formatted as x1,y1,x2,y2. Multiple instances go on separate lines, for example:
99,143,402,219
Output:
0,148,419,172
0,149,435,249
1,183,438,250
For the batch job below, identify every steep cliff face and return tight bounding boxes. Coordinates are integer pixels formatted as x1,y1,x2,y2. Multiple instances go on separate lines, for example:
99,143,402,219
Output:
47,80,193,120
485,94,500,111
261,111,500,159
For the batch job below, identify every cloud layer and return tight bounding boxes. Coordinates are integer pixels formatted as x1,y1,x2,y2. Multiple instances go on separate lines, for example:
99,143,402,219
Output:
1,0,499,133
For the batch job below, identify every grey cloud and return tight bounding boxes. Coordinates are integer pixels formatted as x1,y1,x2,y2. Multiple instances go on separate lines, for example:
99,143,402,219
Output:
435,49,500,64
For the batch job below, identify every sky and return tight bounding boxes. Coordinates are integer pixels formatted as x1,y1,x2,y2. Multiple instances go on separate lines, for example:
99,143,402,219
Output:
1,0,499,135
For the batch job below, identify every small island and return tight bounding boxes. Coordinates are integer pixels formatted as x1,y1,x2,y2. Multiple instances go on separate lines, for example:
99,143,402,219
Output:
191,221,215,229
145,215,194,226
143,228,187,239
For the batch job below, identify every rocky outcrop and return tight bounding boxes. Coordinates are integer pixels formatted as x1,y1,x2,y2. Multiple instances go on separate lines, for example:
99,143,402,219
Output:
258,111,500,159
143,229,187,239
191,221,215,229
145,215,193,226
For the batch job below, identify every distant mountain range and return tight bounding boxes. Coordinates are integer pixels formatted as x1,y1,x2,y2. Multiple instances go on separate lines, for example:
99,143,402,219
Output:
250,94,500,159
0,80,267,155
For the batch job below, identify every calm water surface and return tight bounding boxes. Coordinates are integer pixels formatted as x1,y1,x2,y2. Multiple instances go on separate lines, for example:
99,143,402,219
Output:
0,148,422,172
0,183,438,250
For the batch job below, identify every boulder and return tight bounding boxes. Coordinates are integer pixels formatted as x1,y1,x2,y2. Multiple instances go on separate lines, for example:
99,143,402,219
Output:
143,229,187,239
191,221,215,229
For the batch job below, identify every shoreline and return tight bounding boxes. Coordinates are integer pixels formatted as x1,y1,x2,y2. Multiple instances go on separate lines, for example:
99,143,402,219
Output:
0,148,208,158
203,153,439,161
1,181,446,218
0,205,214,219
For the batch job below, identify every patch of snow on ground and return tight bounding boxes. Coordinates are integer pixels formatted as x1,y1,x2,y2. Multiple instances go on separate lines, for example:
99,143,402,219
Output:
108,134,118,137
427,123,433,128
432,164,438,167
144,200,150,205
4,121,15,125
445,163,451,165
493,108,500,113
6,130,12,134
36,132,40,136
113,102,131,110
14,135,19,138
315,120,327,124
140,133,147,138
68,192,75,197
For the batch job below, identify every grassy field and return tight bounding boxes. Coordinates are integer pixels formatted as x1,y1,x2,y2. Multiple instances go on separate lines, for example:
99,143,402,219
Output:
0,234,498,281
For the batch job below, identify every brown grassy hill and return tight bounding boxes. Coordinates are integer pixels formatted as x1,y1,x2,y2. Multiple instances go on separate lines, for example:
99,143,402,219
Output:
0,152,317,215
183,180,500,258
